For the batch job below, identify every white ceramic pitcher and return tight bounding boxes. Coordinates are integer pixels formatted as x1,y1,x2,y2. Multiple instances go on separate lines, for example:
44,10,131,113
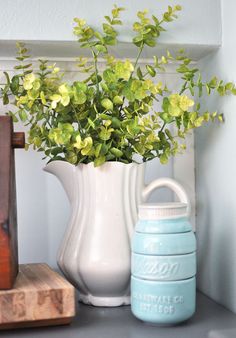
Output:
44,161,188,307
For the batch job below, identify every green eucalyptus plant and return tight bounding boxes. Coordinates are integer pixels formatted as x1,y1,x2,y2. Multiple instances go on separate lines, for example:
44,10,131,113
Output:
1,5,235,166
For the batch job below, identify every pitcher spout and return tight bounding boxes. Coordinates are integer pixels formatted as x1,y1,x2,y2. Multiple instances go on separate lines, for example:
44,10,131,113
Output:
44,160,75,203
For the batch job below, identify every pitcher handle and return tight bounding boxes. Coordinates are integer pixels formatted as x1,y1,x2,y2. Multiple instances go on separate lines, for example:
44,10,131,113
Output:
142,177,191,216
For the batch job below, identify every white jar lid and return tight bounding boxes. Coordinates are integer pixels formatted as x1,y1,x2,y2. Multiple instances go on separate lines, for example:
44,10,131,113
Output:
138,202,188,220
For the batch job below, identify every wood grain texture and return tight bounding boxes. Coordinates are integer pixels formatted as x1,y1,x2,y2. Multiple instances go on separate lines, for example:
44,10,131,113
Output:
0,116,20,289
12,132,25,149
0,263,76,329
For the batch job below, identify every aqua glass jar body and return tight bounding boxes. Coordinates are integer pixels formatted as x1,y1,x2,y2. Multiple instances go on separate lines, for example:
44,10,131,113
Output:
131,204,196,325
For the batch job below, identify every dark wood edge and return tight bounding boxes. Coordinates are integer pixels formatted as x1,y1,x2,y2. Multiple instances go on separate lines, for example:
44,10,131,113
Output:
0,116,20,289
0,116,11,223
0,117,25,221
0,317,74,330
12,132,25,149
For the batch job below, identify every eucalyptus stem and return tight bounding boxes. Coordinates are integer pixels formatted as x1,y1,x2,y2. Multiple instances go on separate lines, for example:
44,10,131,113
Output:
134,44,144,70
92,50,100,97
119,42,145,115
151,94,160,103
131,42,144,78
160,122,166,132
179,81,188,95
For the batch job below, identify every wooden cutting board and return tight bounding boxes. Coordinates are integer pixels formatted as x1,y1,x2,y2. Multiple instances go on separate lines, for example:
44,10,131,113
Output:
0,263,76,329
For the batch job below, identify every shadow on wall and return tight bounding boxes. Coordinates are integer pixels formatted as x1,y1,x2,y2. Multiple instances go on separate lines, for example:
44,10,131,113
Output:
196,49,236,310
195,51,221,295
196,122,217,295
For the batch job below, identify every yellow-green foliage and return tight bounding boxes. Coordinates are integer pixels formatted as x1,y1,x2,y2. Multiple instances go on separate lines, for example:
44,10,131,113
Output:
1,5,235,166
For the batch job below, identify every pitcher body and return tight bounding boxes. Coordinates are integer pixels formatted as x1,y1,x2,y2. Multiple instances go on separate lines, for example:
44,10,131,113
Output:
44,161,188,307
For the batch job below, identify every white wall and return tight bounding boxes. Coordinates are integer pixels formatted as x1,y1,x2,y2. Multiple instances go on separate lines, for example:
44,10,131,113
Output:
196,0,236,313
0,0,221,46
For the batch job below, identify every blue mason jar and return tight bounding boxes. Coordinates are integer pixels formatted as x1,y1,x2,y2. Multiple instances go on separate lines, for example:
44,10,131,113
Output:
131,179,196,325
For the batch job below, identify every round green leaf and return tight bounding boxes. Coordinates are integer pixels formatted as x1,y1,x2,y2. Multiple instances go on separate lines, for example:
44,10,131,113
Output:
101,98,113,110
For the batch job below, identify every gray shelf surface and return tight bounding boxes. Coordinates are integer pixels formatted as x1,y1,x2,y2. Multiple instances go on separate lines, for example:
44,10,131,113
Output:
2,292,236,338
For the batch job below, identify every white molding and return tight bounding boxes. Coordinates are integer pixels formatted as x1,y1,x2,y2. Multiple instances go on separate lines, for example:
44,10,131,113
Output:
0,58,184,74
0,40,219,62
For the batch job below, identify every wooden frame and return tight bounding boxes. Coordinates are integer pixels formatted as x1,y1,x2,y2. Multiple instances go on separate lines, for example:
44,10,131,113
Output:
0,116,25,289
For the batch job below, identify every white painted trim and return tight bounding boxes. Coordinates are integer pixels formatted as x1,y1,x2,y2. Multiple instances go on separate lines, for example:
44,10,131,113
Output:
0,40,219,61
0,57,183,74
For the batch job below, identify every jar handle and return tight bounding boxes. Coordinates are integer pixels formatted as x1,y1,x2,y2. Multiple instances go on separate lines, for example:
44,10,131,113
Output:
142,177,191,216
